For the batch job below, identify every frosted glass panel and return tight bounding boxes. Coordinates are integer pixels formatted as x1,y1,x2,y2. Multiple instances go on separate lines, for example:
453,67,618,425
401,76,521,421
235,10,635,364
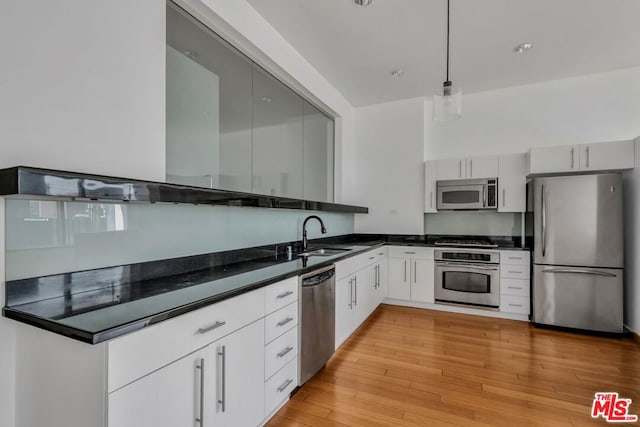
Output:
424,212,521,236
5,200,354,281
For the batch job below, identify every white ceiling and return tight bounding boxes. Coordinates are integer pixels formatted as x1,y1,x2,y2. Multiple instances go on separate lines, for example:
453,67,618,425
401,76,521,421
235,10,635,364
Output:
245,0,640,107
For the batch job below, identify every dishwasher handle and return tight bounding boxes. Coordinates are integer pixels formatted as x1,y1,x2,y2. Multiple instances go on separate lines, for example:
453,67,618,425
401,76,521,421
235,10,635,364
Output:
302,268,335,287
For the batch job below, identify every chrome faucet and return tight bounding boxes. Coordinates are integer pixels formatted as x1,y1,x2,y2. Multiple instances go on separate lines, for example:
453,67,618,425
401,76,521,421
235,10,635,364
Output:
302,215,327,251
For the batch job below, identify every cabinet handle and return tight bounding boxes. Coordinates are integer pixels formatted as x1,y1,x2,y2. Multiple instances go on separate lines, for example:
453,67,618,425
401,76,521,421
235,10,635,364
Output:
586,146,590,168
404,251,416,254
218,346,226,413
507,286,523,290
348,278,353,309
377,265,380,288
508,304,523,307
459,160,462,177
378,252,384,256
413,260,417,283
354,277,358,306
277,346,294,358
195,358,205,425
276,290,294,299
197,320,226,334
570,148,575,168
508,271,522,274
470,159,473,177
277,317,294,327
502,188,506,207
277,378,293,393
430,191,433,209
369,256,375,260
404,260,407,283
508,256,522,260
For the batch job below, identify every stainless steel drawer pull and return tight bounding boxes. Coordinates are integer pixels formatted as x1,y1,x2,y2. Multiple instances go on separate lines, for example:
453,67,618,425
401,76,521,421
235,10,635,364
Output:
508,271,522,274
508,304,523,307
507,286,522,290
197,321,226,334
277,317,294,327
195,358,204,424
277,346,294,358
369,256,375,260
277,378,293,393
218,346,226,412
404,251,416,254
378,252,384,256
276,290,294,299
508,256,522,260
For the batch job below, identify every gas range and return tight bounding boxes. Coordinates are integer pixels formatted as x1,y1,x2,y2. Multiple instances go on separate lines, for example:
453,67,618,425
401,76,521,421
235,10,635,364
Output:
433,237,498,248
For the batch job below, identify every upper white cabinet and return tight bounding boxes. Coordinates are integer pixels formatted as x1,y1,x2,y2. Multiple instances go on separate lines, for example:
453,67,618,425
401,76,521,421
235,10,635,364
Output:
424,160,437,213
529,140,634,174
436,156,498,181
498,153,528,212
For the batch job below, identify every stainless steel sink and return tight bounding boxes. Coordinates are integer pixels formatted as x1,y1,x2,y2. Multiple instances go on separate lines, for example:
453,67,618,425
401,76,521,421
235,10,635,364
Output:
298,248,350,257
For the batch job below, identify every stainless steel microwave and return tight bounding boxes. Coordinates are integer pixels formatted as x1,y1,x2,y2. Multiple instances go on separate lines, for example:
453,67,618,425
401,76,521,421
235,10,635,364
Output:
437,178,498,210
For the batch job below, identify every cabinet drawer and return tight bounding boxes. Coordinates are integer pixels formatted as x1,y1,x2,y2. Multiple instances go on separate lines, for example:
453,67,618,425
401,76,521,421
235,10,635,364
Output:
265,357,298,417
500,278,530,297
265,277,298,315
108,287,264,392
265,301,298,344
336,248,382,279
500,295,530,315
500,251,530,265
388,246,434,260
265,327,298,380
500,264,530,280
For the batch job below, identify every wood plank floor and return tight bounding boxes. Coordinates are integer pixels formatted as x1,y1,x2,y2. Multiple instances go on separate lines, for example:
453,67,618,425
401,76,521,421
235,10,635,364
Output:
268,304,640,426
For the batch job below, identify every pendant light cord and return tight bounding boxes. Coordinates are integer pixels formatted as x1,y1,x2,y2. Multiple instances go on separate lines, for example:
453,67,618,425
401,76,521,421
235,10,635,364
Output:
446,0,450,82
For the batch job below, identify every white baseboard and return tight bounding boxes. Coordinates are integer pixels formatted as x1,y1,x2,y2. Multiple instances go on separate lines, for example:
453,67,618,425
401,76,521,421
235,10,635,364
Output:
382,298,530,322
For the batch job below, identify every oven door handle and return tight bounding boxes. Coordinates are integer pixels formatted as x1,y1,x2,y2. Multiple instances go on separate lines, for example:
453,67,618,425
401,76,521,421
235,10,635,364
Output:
436,262,499,271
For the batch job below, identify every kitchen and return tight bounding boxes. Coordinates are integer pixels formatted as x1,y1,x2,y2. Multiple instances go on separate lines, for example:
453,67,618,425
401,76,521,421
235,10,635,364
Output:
1,0,640,426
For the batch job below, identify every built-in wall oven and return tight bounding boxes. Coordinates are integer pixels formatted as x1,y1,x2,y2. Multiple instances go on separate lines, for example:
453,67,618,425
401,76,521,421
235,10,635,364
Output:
434,249,500,308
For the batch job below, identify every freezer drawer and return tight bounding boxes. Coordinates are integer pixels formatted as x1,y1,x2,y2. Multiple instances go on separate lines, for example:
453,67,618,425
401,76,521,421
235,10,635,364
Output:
532,264,623,333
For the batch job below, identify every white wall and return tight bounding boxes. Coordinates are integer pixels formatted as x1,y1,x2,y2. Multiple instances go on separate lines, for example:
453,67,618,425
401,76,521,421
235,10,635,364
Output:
0,1,166,181
425,67,640,160
352,98,425,234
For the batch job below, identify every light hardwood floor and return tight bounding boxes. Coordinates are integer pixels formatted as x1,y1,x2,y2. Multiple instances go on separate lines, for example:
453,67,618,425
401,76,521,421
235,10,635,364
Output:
268,304,640,426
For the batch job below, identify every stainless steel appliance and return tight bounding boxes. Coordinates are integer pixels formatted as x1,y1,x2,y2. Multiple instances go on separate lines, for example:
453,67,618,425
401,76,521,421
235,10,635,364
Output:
531,174,624,333
299,264,335,385
437,178,498,210
434,249,500,308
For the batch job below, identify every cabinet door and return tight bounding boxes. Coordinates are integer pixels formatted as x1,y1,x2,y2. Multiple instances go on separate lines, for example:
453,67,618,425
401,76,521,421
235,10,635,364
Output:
109,349,208,427
581,140,634,171
387,258,411,300
498,153,527,212
377,260,388,305
436,158,465,180
303,101,334,202
252,65,304,198
335,276,355,349
424,160,437,212
411,259,434,303
529,145,579,174
212,320,265,427
466,156,498,179
353,268,374,326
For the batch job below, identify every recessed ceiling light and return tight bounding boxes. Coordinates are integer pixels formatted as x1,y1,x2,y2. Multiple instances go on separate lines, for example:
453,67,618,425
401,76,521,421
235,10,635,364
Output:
390,69,405,78
513,43,533,53
261,96,273,103
353,0,373,7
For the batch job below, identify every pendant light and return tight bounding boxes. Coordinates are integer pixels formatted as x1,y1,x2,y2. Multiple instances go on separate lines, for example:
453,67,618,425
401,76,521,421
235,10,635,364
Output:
433,0,461,121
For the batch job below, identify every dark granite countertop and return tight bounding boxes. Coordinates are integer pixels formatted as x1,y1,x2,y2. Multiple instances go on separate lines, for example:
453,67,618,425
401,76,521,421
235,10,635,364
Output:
3,233,529,344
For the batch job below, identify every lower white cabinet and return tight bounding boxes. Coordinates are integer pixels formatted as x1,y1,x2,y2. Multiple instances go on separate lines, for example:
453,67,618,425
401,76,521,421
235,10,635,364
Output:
387,247,434,304
334,248,387,349
499,250,531,316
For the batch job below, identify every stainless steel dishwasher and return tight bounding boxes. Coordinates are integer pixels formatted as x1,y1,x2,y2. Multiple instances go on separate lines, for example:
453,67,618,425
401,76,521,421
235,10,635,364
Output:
299,264,336,385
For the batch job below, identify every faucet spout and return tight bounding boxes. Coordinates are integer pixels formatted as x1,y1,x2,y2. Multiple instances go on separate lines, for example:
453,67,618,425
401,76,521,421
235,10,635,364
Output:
302,215,327,251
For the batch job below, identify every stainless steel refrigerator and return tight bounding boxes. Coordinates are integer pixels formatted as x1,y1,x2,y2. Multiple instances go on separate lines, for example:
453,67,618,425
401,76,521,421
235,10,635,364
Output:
531,174,624,333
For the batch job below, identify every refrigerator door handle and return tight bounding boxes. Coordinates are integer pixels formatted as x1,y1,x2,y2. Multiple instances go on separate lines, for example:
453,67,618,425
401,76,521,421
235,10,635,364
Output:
542,268,617,278
541,185,546,258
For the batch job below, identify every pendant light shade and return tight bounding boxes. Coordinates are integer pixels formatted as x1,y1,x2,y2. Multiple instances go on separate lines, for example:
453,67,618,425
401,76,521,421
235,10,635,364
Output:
433,0,461,121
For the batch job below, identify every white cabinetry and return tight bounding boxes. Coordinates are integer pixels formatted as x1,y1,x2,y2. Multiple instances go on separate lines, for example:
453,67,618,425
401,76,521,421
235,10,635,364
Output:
334,248,387,349
499,250,531,316
498,153,528,212
424,160,437,213
14,278,299,427
436,156,498,181
387,246,434,303
530,140,634,174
